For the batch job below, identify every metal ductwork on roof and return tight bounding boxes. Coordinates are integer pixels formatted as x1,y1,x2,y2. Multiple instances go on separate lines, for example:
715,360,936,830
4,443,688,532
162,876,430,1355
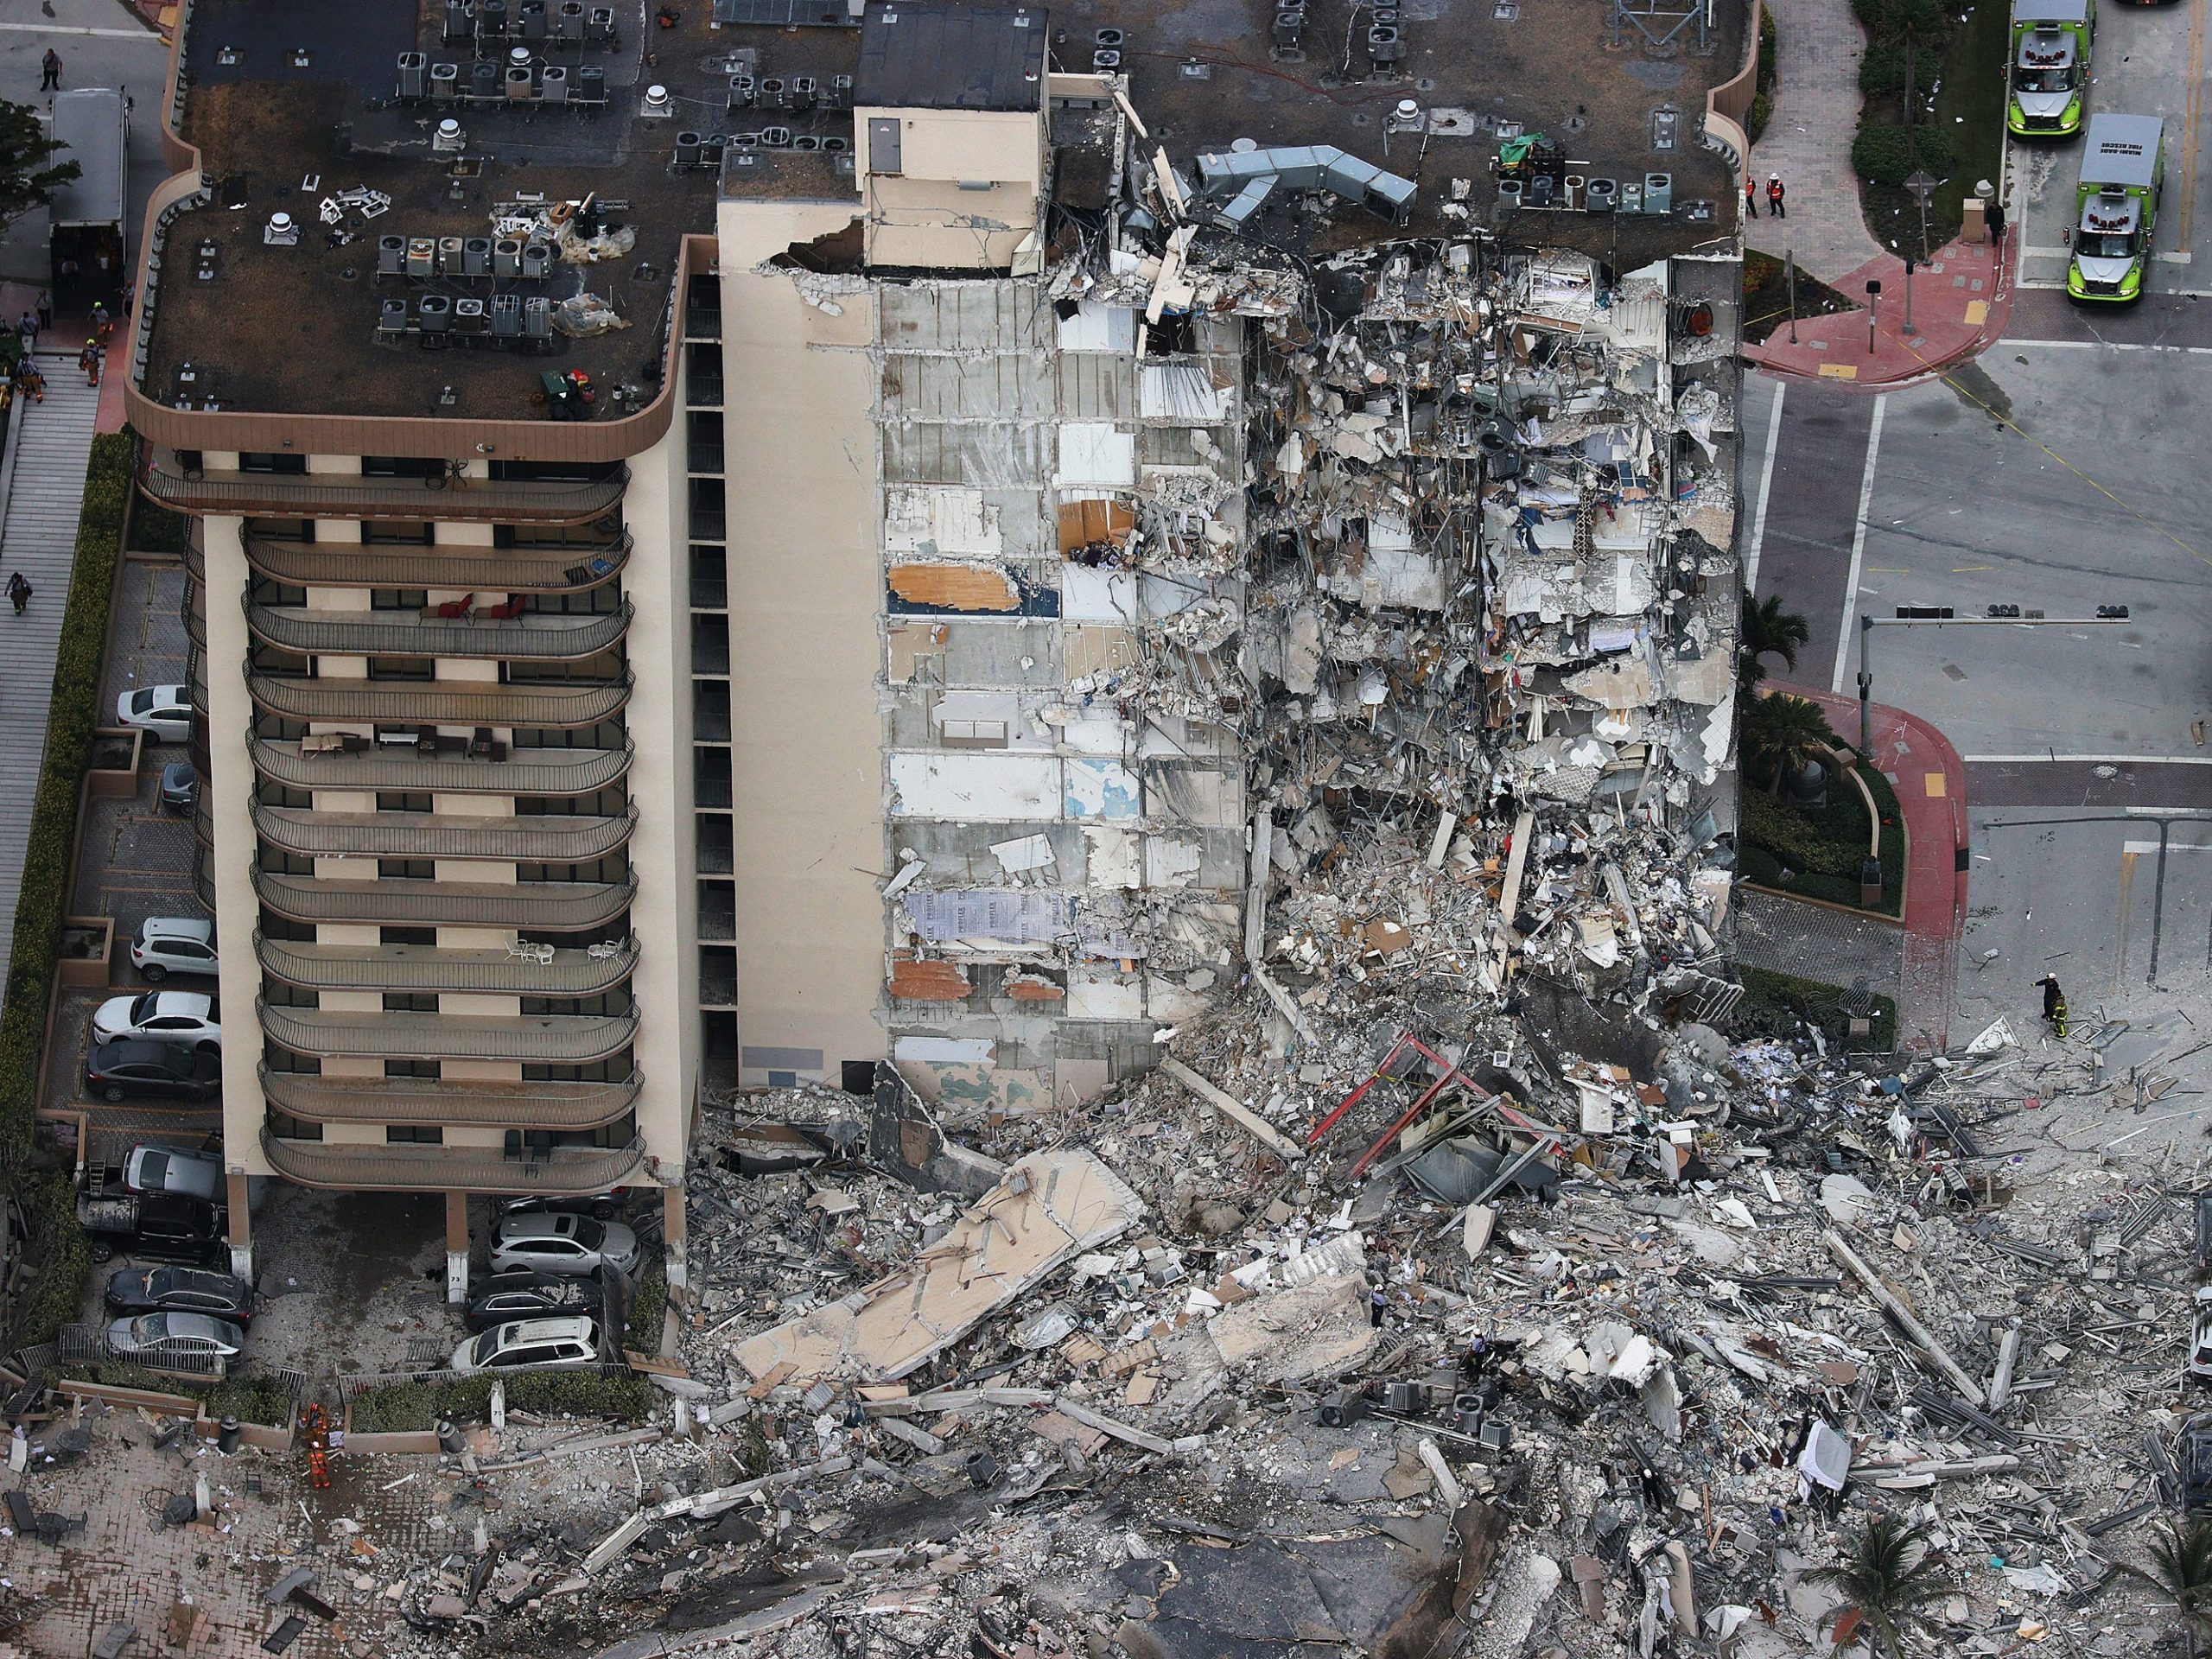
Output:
1195,144,1417,226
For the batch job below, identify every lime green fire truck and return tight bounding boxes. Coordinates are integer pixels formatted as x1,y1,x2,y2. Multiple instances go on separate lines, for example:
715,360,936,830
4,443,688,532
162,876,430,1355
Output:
2068,113,2164,303
2007,0,2093,138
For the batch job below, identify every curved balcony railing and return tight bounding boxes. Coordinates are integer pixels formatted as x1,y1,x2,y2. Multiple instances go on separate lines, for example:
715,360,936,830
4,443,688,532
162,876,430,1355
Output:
258,1001,638,1065
245,671,631,729
243,530,632,595
258,1065,643,1129
254,932,639,996
142,463,629,524
260,1128,647,1193
248,734,633,795
245,600,632,662
194,791,213,854
185,602,205,651
251,868,636,930
251,802,638,862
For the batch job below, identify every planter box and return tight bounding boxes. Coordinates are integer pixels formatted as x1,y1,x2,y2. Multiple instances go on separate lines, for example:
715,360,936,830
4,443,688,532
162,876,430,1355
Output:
86,726,144,798
57,915,113,988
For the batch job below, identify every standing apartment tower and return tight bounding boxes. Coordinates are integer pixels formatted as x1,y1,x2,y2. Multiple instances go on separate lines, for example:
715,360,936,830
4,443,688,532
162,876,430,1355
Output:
130,0,731,1294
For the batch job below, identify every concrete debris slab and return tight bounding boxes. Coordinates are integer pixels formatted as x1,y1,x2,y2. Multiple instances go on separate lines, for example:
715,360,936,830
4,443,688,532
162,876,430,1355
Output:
733,1150,1144,1383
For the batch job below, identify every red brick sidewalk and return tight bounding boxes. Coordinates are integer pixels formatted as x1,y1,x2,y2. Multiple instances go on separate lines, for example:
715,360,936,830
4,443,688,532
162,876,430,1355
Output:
1769,681,1968,959
1744,235,2015,389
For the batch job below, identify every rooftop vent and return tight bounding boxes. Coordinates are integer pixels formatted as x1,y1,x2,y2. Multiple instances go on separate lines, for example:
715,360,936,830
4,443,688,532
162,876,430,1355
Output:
641,83,673,118
264,213,301,246
434,118,466,153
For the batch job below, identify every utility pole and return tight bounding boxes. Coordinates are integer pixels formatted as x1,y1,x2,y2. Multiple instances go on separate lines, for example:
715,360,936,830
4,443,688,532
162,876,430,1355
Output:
1855,607,2134,754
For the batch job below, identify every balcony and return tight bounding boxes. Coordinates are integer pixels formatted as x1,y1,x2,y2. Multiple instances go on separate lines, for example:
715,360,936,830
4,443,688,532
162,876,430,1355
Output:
251,801,638,862
248,734,632,795
142,463,629,524
246,671,632,729
251,868,636,930
244,531,632,595
256,932,639,996
260,1128,648,1193
245,601,632,662
259,1065,642,1129
258,1001,638,1065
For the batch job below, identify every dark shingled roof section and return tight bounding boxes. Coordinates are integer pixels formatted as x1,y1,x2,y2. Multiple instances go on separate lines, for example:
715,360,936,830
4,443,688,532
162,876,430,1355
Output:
855,3,1047,112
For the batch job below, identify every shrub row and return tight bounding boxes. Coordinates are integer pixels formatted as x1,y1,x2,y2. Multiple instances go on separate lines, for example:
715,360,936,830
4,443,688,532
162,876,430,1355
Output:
1746,5,1778,144
1738,786,1866,879
2,431,135,1349
349,1367,658,1433
57,1363,296,1428
1850,123,1958,188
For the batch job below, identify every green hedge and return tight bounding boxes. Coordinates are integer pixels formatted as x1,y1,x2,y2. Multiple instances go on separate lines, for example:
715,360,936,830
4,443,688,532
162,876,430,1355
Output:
348,1368,657,1434
1738,759,1906,917
625,1256,668,1354
1851,123,1957,187
1746,5,1778,143
58,1363,296,1428
2,431,134,1348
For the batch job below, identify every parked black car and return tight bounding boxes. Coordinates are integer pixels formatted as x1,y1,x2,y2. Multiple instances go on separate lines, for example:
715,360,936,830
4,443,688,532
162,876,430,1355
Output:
494,1192,626,1223
77,1192,225,1266
86,1039,221,1103
103,1264,254,1327
463,1269,611,1334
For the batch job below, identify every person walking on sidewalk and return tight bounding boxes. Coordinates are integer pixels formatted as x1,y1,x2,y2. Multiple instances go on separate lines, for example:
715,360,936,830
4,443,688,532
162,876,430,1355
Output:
35,289,52,332
2037,974,2068,1038
7,573,33,616
1986,198,2007,250
1767,175,1787,219
1745,175,1758,219
15,313,35,354
40,50,60,92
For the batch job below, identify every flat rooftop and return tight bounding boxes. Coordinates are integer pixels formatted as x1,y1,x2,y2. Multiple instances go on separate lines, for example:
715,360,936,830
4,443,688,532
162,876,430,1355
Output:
142,0,854,424
1056,0,1740,257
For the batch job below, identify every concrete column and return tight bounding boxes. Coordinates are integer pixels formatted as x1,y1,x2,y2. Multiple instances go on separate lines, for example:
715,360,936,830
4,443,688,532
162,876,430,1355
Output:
225,1170,253,1281
662,1184,688,1294
445,1191,470,1304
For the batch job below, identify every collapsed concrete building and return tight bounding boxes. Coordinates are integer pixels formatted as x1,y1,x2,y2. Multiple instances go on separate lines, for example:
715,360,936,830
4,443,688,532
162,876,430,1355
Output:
720,9,1751,1117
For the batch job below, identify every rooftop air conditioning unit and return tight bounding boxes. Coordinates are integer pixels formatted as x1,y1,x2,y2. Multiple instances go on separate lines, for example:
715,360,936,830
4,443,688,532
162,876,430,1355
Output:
378,298,410,337
454,297,487,334
405,237,437,276
490,294,524,337
518,0,547,39
417,294,453,341
760,125,791,148
520,240,553,278
587,5,615,42
437,235,465,271
430,61,460,99
556,0,583,37
493,237,522,276
397,52,428,99
462,237,493,275
377,234,407,276
728,74,754,110
523,296,552,339
676,131,703,167
542,65,568,101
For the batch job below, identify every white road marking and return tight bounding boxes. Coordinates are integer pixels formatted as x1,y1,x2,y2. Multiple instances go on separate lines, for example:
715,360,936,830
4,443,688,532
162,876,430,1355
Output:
1745,379,1785,594
2005,338,2212,353
1967,753,2212,765
1833,395,1885,695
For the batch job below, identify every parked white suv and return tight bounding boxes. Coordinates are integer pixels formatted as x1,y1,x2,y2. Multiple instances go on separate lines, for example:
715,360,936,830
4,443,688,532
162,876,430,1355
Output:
130,918,219,982
449,1315,603,1376
92,990,222,1052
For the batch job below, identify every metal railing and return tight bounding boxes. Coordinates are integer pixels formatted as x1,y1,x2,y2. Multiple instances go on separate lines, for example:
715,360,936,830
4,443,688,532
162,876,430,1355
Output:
245,670,632,729
243,529,632,595
260,1065,642,1128
257,1001,638,1065
260,1129,647,1194
251,801,639,862
57,1320,227,1381
251,868,636,930
248,734,633,795
140,463,629,524
245,599,632,661
254,932,639,996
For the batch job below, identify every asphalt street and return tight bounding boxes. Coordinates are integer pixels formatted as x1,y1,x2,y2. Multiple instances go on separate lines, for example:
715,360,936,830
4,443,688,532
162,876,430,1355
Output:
2013,0,2212,302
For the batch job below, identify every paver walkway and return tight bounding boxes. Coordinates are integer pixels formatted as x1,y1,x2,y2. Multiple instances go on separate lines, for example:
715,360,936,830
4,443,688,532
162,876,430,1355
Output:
1745,0,1886,280
0,354,104,988
1745,235,2015,386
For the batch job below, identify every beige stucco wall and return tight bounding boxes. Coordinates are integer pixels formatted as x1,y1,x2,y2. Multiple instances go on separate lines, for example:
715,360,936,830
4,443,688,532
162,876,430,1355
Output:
622,416,700,1178
207,514,269,1182
718,197,887,1086
855,105,1043,270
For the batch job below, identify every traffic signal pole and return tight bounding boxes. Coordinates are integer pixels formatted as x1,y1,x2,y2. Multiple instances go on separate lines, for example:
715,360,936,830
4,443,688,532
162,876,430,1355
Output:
1855,610,2135,755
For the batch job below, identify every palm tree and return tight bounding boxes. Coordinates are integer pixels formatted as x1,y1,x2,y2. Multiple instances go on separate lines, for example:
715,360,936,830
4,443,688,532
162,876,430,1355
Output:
2120,1519,2212,1656
1741,588,1812,689
1739,692,1837,796
1798,1513,1948,1657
